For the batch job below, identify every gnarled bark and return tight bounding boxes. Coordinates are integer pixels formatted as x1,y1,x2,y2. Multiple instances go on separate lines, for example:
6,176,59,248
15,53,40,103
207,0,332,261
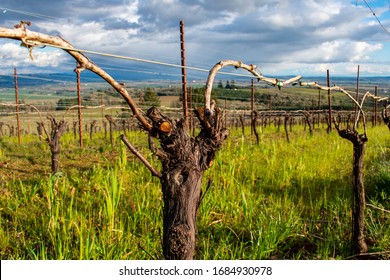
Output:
146,107,229,259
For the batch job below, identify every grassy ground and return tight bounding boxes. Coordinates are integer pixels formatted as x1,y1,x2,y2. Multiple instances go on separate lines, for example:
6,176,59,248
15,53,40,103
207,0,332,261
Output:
0,123,389,260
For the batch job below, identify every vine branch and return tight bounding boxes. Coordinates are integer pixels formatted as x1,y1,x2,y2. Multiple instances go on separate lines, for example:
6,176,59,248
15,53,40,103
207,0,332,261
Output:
298,81,389,136
204,60,302,116
0,22,152,131
120,134,162,178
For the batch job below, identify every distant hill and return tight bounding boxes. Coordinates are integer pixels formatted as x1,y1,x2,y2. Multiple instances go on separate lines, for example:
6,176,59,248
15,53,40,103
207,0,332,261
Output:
1,70,389,90
0,69,179,88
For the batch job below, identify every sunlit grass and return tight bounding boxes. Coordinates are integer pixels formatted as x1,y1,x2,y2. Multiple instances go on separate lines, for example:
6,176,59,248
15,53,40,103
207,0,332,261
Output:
0,124,389,259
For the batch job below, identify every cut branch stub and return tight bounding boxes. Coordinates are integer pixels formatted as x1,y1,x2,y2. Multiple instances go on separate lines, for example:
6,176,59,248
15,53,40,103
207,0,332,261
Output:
146,107,174,138
159,121,172,134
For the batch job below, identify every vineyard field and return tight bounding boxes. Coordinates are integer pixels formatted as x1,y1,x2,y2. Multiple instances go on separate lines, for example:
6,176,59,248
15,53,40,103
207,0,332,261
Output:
0,124,389,260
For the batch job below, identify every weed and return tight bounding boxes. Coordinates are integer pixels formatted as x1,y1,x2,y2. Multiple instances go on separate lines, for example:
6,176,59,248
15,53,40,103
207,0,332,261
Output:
0,126,389,259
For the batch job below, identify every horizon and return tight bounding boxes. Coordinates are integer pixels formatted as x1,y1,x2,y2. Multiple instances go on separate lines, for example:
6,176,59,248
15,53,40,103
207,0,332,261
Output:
0,71,389,90
1,1,390,78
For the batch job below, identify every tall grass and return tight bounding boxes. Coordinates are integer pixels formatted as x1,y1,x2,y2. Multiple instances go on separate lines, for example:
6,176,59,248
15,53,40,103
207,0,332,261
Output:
0,125,389,259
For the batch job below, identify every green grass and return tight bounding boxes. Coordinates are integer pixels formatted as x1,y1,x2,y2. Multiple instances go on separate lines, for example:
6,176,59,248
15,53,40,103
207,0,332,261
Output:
0,124,389,260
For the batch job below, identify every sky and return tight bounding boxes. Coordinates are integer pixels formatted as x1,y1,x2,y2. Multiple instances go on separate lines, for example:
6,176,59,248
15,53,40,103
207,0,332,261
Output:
0,0,390,81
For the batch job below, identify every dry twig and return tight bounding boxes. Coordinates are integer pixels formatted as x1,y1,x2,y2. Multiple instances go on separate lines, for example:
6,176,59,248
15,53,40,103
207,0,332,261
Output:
120,134,161,178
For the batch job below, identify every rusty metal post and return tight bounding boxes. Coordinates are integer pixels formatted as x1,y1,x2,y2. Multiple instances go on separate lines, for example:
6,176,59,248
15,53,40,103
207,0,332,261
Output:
76,70,83,147
180,20,188,125
14,67,21,144
327,69,332,133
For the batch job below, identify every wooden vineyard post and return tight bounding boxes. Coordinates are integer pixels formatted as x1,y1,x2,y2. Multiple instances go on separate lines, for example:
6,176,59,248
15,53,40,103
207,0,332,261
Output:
251,79,254,135
239,115,245,136
374,86,377,127
26,105,30,134
105,115,116,146
76,69,83,148
269,95,272,128
101,94,105,134
252,111,259,144
327,69,332,133
355,65,360,123
284,113,290,143
14,67,21,145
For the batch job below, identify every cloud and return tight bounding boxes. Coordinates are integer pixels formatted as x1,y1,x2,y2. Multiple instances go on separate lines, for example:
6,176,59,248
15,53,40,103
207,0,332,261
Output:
280,40,383,64
0,42,67,69
0,0,389,76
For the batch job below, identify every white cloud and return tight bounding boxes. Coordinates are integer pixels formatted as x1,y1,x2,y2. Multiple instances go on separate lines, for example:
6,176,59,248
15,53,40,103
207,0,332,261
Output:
254,0,343,29
261,60,390,78
283,40,383,64
0,42,67,69
0,0,389,76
